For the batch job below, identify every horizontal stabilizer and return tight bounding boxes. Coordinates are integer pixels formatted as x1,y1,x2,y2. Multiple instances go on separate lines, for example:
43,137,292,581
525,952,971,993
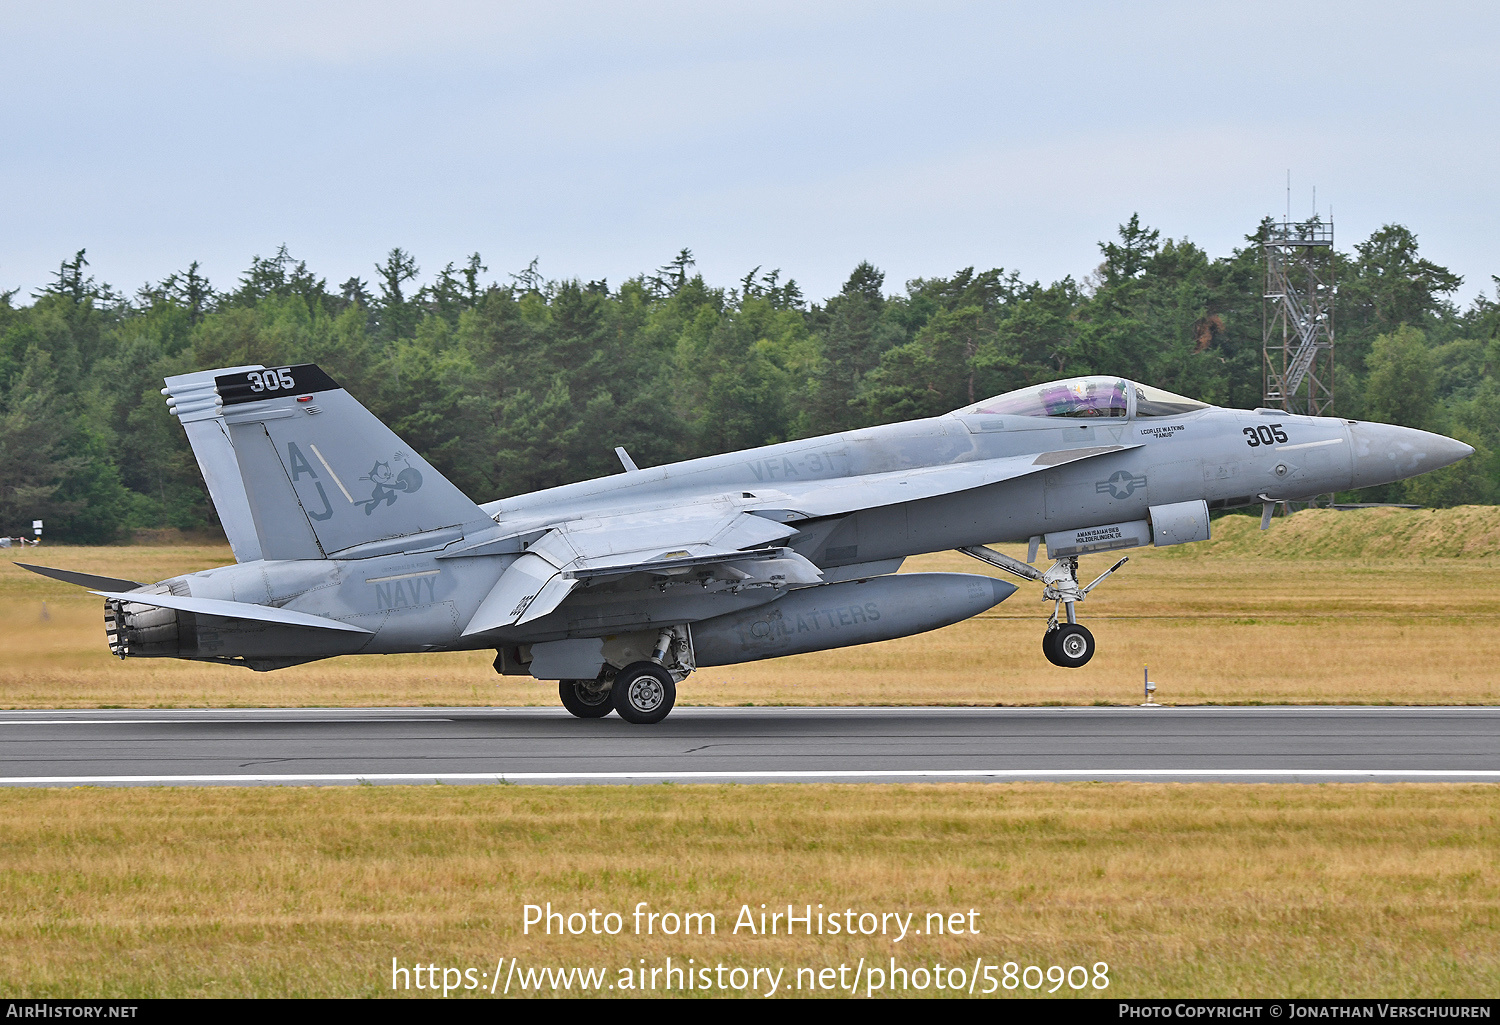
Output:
16,563,144,591
89,590,373,634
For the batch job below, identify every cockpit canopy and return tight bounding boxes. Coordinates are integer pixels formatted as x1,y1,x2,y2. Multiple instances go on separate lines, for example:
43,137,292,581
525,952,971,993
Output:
957,376,1210,419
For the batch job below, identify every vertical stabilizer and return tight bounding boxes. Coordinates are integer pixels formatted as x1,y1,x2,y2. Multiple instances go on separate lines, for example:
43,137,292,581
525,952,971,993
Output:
163,366,266,562
209,364,493,559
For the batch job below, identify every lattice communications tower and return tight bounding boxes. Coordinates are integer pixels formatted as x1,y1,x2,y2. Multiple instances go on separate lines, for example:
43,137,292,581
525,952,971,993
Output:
1262,217,1335,416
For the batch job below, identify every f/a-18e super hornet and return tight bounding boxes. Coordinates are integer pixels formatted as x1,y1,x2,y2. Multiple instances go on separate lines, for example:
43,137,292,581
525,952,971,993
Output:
19,365,1472,723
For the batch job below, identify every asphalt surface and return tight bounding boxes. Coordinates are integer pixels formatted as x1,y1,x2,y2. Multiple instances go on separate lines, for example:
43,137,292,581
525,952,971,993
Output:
0,705,1497,786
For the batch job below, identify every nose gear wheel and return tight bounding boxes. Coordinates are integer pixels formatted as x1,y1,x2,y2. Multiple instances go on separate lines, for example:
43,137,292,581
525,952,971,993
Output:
1044,623,1095,668
960,546,1122,671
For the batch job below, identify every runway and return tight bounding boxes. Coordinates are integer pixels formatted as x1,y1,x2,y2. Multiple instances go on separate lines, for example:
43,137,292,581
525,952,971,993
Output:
0,705,1497,786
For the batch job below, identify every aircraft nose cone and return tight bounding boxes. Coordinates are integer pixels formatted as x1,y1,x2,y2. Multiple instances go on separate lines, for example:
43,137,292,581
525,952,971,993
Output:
1347,422,1475,490
1443,436,1477,464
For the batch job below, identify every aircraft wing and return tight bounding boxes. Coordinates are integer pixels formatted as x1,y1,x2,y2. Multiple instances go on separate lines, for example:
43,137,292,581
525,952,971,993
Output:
89,590,374,633
459,506,807,636
539,504,797,563
458,444,1139,637
753,444,1142,520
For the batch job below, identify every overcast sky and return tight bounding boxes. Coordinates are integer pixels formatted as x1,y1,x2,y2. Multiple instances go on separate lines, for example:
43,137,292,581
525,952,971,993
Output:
2,1,1497,304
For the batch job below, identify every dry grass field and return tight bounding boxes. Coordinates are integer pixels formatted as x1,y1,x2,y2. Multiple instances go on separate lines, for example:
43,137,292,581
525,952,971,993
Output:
0,783,1496,998
3,507,1499,708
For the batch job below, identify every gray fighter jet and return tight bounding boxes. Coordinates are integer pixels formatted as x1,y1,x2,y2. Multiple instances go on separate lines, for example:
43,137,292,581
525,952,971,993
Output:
19,365,1472,723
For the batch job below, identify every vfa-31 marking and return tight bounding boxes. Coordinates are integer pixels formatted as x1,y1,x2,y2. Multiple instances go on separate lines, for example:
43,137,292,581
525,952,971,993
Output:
18,367,1473,724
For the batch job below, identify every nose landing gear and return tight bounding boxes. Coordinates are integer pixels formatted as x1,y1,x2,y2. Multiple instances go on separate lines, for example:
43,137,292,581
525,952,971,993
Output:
1039,556,1122,667
1043,622,1095,668
958,546,1127,669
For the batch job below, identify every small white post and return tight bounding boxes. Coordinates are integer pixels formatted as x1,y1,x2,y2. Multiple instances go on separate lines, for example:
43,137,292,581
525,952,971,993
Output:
1142,665,1159,706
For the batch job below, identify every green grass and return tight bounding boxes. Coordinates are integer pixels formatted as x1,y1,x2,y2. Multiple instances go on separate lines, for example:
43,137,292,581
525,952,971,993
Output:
1187,505,1500,559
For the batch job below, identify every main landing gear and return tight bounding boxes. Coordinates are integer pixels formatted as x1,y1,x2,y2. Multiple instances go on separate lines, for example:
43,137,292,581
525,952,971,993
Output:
558,678,614,718
610,661,676,724
557,627,689,724
958,546,1127,669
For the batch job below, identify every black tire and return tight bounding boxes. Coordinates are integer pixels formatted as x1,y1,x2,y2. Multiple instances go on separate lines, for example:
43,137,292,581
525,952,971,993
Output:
559,678,614,718
1051,623,1095,668
1042,628,1062,666
611,661,677,724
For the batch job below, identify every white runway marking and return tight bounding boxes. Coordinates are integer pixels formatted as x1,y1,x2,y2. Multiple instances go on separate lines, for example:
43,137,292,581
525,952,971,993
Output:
2,768,1499,785
0,704,1491,719
0,718,453,726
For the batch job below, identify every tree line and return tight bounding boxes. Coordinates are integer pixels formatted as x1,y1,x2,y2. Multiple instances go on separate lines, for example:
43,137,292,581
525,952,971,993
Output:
2,217,1497,542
